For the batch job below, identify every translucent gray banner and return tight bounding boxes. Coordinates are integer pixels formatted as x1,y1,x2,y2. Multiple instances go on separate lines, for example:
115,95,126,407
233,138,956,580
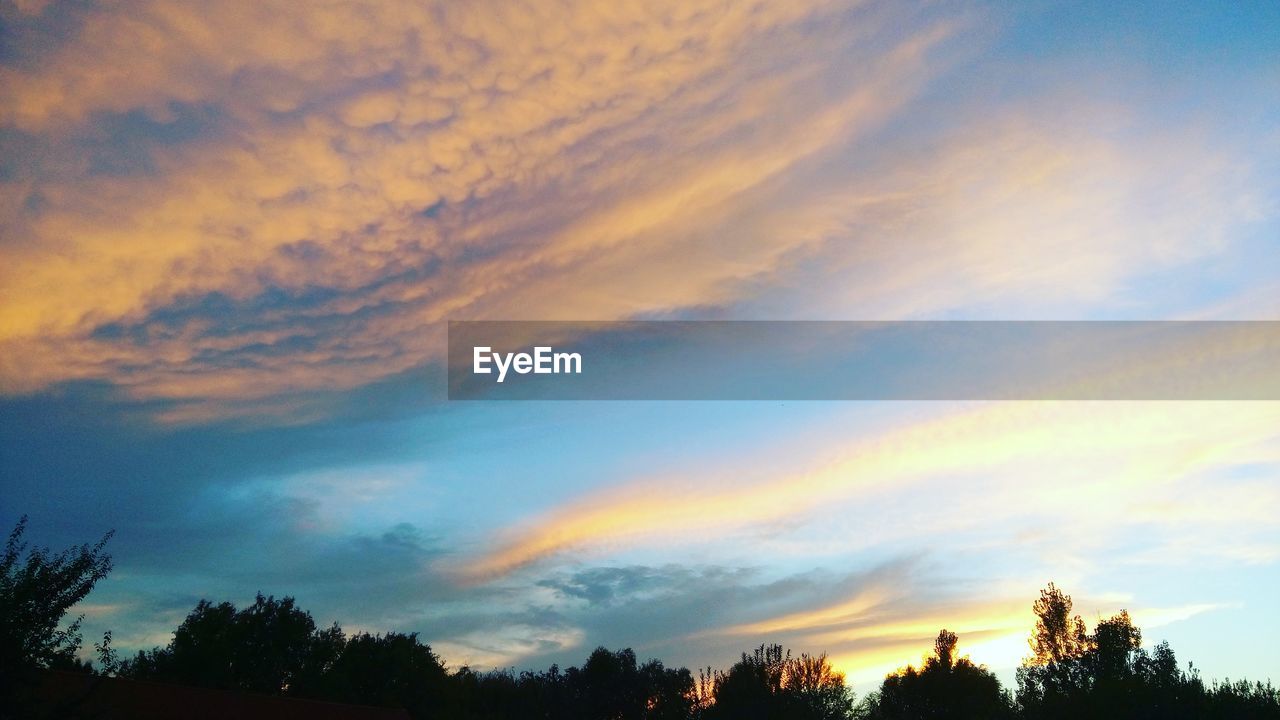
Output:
447,321,1280,400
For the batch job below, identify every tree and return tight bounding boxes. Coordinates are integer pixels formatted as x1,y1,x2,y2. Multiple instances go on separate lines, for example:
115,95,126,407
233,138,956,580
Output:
231,594,325,694
149,599,239,688
0,515,114,717
1016,583,1092,718
554,647,696,720
1205,678,1280,720
1010,583,1280,720
314,632,450,717
859,629,1012,720
26,571,1280,720
1088,610,1142,688
121,593,338,696
707,644,853,720
567,647,647,719
1028,583,1088,665
448,665,568,720
707,644,789,719
639,658,696,720
0,516,114,670
933,630,958,670
783,652,856,720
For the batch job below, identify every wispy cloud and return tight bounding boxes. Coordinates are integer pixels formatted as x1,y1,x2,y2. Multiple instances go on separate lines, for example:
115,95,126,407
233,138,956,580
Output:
457,402,1280,580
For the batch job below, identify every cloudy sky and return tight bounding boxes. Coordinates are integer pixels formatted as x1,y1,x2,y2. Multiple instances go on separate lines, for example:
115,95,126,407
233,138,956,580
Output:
2,0,1278,690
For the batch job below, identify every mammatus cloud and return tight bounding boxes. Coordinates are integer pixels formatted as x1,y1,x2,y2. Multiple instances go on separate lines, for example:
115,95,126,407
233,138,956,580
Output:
2,1,1272,418
0,0,957,407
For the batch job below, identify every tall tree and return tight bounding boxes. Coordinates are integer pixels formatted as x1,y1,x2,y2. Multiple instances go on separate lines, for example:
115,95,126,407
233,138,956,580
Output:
1028,583,1088,665
1017,583,1093,719
859,629,1012,720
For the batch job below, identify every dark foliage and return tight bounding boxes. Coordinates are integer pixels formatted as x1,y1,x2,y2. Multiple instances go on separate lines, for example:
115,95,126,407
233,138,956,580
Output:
304,631,451,717
699,643,852,720
858,629,1013,720
1015,584,1280,720
0,516,113,670
5,517,1279,720
122,594,337,695
0,516,113,718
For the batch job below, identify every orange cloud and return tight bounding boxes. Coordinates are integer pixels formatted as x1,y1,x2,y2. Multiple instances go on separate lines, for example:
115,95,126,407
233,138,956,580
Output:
0,0,966,407
1,1,1272,418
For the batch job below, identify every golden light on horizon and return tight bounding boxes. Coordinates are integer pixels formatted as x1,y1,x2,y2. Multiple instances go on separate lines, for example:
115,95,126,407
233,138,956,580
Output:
458,400,1280,581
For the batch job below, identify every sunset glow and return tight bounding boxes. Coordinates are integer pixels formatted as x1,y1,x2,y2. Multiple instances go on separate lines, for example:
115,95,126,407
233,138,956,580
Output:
2,0,1278,700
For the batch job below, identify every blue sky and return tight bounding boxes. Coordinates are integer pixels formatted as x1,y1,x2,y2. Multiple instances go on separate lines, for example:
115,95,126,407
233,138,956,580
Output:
1,0,1278,691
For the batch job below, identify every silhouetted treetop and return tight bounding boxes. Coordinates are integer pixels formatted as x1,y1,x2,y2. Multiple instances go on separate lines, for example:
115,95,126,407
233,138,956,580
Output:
6,520,1279,720
0,515,113,671
859,629,1012,720
1028,583,1087,666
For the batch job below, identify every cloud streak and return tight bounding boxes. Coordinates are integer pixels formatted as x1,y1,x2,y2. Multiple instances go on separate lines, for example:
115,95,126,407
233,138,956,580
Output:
457,401,1280,580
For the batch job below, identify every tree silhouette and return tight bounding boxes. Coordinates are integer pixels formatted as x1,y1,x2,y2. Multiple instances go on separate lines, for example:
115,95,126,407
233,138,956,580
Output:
639,658,696,720
10,524,1278,720
1205,679,1280,719
1028,583,1088,665
705,643,852,720
1013,582,1280,720
110,587,1278,720
934,629,958,669
1016,583,1091,718
0,516,114,670
705,644,786,719
122,593,343,696
0,515,113,716
567,647,648,719
309,631,450,717
858,629,1012,720
783,652,856,720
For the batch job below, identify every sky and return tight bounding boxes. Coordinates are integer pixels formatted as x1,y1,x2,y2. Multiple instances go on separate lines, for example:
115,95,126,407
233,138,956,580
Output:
1,0,1279,692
